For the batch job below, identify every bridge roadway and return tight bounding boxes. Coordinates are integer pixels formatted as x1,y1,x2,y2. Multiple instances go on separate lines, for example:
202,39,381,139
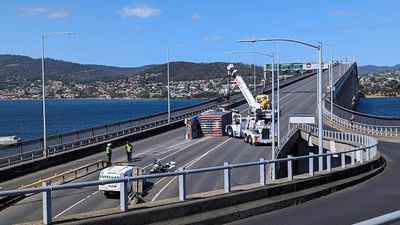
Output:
0,66,342,224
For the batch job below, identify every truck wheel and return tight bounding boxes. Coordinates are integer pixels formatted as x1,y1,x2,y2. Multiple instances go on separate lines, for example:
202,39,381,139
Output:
244,135,248,143
227,127,233,137
249,137,253,145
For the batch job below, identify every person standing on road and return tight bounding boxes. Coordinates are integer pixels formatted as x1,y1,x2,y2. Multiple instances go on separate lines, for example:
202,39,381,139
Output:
125,141,133,162
106,143,112,164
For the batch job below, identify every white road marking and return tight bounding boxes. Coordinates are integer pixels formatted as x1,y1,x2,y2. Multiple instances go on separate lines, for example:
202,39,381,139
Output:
150,138,231,202
53,190,99,219
53,137,207,217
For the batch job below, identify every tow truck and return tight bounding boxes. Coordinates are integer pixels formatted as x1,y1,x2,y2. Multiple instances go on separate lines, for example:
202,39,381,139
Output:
225,64,277,145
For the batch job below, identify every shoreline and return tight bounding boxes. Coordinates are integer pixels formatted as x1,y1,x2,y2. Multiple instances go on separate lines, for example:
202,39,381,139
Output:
361,95,400,99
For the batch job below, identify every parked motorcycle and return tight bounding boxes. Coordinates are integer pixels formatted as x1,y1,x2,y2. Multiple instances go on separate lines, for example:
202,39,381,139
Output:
149,158,176,174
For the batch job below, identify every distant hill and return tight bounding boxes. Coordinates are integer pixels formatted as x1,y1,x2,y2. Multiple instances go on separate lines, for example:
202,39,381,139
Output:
0,54,265,82
358,64,400,75
139,61,265,82
0,54,153,81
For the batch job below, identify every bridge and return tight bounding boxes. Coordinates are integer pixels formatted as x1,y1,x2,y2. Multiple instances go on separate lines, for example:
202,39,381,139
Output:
0,62,399,225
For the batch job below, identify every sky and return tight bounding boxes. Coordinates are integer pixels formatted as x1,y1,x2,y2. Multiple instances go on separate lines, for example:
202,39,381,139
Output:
0,0,399,68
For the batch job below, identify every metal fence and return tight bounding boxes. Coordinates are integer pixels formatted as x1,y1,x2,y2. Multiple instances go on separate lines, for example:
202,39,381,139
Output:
323,62,400,136
0,124,379,225
0,72,316,169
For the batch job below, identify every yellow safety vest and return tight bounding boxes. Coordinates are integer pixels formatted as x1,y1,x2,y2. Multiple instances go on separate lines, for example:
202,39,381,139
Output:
125,144,133,153
106,146,112,154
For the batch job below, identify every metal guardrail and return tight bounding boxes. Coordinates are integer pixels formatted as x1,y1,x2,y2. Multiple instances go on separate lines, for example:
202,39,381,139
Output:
20,160,108,189
323,106,399,138
0,124,378,225
0,72,315,169
323,62,400,136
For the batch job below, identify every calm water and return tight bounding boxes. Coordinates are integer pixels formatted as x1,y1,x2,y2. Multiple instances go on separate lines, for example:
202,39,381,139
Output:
0,99,206,141
356,97,400,117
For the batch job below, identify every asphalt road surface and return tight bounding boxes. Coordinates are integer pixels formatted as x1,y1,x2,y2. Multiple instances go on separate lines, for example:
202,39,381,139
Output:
0,66,343,224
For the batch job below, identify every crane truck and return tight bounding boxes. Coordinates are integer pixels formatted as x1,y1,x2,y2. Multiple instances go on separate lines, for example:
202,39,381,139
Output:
225,64,277,145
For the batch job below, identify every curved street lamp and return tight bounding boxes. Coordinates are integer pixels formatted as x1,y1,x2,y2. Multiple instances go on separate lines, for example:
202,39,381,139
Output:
238,37,324,171
41,31,75,158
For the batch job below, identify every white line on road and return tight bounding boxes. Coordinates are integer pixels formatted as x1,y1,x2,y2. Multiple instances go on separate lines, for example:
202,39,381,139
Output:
52,137,207,219
53,190,99,219
150,138,231,202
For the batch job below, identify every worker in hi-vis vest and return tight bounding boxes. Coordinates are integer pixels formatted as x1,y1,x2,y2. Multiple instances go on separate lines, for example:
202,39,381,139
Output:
106,143,112,164
125,141,133,162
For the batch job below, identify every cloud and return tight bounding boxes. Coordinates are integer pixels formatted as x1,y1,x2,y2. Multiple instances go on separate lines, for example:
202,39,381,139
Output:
48,9,69,19
120,3,161,18
203,36,222,42
328,10,352,17
19,6,48,16
18,6,69,20
192,13,201,21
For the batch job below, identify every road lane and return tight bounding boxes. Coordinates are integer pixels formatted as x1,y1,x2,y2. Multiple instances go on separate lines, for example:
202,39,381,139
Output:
0,66,344,224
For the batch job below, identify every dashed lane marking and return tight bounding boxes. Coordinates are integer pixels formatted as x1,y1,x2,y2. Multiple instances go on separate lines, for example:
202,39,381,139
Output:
150,138,231,202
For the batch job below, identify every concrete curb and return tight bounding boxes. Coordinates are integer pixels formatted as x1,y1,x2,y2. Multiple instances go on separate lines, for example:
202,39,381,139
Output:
20,154,385,225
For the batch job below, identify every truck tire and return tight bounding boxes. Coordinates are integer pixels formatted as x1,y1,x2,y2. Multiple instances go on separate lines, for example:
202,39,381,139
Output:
227,127,233,137
249,137,253,145
244,135,248,143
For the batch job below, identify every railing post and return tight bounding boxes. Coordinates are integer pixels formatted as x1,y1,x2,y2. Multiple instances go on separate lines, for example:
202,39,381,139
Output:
178,167,186,201
366,148,370,161
341,153,346,169
224,162,231,192
42,182,52,225
287,155,293,181
259,158,266,185
120,180,128,212
359,149,364,163
327,151,331,172
351,149,355,166
309,153,314,176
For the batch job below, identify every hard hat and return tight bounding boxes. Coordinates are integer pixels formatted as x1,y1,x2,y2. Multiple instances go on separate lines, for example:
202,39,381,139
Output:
107,143,112,147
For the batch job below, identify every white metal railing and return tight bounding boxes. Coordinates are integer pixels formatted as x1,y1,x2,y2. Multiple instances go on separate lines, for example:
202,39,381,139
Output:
0,124,378,225
323,103,400,138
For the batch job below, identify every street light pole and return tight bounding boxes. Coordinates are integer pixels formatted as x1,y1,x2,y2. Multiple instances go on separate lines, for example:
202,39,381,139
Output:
167,44,187,124
276,43,280,147
238,37,324,171
253,56,256,95
330,45,333,121
41,31,75,158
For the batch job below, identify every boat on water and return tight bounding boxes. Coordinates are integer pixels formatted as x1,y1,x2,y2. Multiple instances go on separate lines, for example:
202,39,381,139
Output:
0,136,21,146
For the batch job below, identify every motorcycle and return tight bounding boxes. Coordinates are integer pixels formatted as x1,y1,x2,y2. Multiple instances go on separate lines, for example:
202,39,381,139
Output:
149,158,176,174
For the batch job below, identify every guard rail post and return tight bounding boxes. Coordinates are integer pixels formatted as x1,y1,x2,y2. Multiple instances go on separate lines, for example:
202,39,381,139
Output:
359,148,364,163
42,182,52,225
309,153,314,176
120,180,128,212
287,155,293,181
259,158,266,185
327,151,332,172
351,148,355,165
224,162,231,192
366,148,370,161
178,167,186,201
341,153,346,169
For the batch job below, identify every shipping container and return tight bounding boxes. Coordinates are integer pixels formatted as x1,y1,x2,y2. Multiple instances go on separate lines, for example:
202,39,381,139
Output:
199,111,232,136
